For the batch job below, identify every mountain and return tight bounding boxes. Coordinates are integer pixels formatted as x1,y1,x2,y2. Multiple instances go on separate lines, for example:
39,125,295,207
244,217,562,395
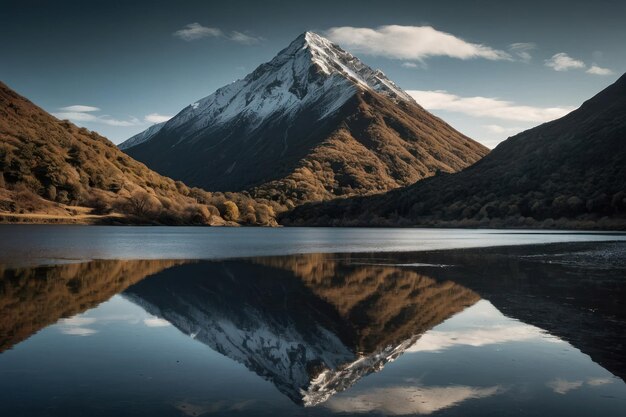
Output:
0,81,278,225
123,256,479,406
284,73,626,229
118,121,166,150
120,32,488,205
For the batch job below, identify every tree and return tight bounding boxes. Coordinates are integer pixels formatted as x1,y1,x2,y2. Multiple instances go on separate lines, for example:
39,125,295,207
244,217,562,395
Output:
222,201,239,221
128,191,160,217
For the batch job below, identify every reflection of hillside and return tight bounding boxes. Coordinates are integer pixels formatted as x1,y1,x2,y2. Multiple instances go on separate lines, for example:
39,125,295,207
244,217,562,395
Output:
0,260,185,351
124,255,479,405
255,254,480,353
363,242,626,382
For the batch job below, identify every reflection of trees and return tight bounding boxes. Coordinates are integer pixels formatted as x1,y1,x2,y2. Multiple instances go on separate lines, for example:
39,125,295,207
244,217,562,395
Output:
255,254,480,353
122,254,480,405
0,260,185,351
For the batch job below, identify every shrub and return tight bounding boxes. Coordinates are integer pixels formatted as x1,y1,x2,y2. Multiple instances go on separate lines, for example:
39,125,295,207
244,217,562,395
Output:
222,201,239,221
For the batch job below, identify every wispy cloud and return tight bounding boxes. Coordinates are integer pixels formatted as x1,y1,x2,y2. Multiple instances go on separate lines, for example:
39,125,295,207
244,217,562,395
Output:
407,90,574,123
547,379,584,395
544,53,615,75
143,317,171,327
53,107,138,127
173,23,262,44
59,105,100,112
509,42,536,63
58,317,98,336
401,62,419,69
325,385,502,415
173,23,222,41
325,25,511,62
586,65,614,75
545,52,585,71
144,113,172,124
54,105,170,128
229,31,263,45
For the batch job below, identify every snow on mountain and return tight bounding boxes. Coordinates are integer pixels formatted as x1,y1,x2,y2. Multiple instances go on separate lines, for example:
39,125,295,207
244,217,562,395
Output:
123,292,355,404
118,121,165,150
121,31,415,150
124,291,422,406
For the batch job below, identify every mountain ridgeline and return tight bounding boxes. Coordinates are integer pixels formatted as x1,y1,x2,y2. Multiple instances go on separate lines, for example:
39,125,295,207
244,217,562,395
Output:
0,82,280,225
284,72,626,229
121,32,487,206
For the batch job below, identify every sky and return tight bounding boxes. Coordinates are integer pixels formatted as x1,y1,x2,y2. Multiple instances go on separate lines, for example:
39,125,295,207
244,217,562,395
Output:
1,0,624,148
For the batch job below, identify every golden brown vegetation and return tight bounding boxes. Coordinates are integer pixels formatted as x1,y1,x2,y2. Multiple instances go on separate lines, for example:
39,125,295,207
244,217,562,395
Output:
0,259,187,351
283,74,626,229
250,90,488,206
0,81,280,225
253,254,480,352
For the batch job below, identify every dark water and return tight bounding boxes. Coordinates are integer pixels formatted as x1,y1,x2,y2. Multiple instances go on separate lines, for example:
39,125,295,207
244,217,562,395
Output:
1,228,625,416
1,225,625,266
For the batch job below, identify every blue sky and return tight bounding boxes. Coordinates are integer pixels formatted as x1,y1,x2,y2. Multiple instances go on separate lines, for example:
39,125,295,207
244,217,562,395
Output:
1,0,624,147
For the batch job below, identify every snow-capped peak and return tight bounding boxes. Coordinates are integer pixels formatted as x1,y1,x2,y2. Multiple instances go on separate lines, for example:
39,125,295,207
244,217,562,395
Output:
297,31,415,103
119,31,415,150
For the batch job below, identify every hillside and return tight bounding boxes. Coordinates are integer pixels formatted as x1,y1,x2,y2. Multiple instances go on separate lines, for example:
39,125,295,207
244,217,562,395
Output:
283,73,626,229
0,259,185,352
0,81,279,225
121,32,488,207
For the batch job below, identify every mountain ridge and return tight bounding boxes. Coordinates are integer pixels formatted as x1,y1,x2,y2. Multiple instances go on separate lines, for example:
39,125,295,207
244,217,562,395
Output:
283,72,626,229
0,81,279,225
121,32,488,206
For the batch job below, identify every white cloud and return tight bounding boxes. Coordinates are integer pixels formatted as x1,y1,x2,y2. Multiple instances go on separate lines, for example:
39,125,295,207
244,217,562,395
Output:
401,62,418,68
143,317,171,327
58,317,98,336
59,105,100,112
229,31,263,45
53,108,139,127
407,90,574,123
547,377,614,394
325,385,502,415
325,25,511,61
586,65,614,75
545,53,585,71
547,379,584,395
53,105,171,128
144,113,172,124
586,377,613,386
173,23,222,41
173,23,262,45
509,42,535,63
409,323,557,353
408,300,562,353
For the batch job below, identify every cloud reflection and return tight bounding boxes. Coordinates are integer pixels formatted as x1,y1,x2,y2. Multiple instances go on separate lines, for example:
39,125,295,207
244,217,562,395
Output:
325,384,502,415
143,317,171,327
408,300,562,353
58,317,98,336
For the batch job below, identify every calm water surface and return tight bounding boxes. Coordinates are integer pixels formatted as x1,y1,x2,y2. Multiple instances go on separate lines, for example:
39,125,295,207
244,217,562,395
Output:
0,226,625,416
0,225,625,266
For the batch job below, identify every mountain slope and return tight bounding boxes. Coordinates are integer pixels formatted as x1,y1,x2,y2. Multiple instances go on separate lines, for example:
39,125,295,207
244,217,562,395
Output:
0,260,185,352
284,73,626,229
121,32,487,205
123,256,478,405
0,81,278,225
118,121,165,150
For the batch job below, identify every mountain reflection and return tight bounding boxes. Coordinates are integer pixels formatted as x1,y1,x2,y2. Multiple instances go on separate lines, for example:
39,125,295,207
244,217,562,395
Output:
122,254,479,405
0,260,185,351
2,249,622,409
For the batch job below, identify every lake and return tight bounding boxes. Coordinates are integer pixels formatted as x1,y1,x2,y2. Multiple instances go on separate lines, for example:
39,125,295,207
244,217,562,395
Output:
1,226,625,416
